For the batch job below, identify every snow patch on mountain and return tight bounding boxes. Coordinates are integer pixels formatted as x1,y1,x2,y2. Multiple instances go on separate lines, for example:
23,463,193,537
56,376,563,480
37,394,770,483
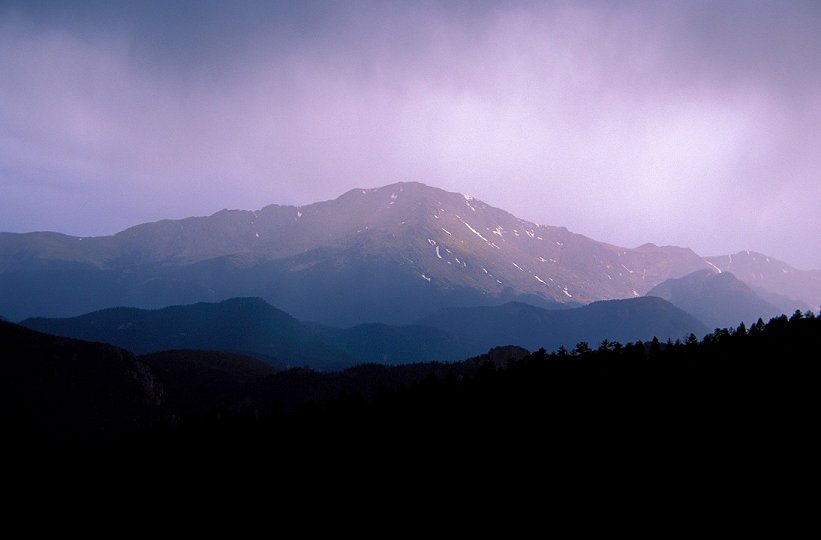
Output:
457,216,491,244
705,260,722,273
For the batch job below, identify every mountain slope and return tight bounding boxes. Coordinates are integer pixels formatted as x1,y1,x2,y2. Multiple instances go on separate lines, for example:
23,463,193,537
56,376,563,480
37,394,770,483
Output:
22,297,480,369
313,322,477,366
22,298,355,371
138,349,281,418
417,296,708,352
0,320,163,446
646,269,782,329
704,251,821,311
0,182,712,324
2,182,816,324
23,295,708,370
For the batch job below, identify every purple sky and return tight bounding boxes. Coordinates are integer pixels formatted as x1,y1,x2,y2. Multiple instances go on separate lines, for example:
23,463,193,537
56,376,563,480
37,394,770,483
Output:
2,1,820,269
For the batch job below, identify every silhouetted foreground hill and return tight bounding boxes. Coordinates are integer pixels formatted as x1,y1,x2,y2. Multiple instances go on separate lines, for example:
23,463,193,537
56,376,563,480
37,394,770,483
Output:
139,349,281,419
0,320,162,446
2,316,531,450
113,311,818,491
5,311,818,479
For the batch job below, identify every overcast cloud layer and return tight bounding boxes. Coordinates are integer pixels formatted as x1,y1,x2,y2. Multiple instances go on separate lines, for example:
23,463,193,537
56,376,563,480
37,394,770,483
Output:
1,1,820,268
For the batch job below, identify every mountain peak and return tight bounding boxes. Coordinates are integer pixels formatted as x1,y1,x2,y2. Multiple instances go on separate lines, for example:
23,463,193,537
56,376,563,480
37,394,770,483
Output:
343,181,438,197
647,269,781,328
3,181,819,324
339,181,484,208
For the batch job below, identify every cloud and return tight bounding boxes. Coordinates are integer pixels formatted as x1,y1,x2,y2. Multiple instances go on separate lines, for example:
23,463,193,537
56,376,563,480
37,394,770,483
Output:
1,1,820,268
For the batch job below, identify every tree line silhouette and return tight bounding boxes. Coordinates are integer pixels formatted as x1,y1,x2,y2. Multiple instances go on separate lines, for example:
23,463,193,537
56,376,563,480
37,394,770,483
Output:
107,310,818,480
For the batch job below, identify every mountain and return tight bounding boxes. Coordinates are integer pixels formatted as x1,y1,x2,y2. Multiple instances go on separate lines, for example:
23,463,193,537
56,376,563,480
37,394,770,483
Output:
0,182,714,325
6,308,818,478
417,296,708,352
646,269,782,329
22,297,479,370
23,297,350,369
23,295,708,370
2,182,816,324
0,320,162,446
751,287,812,316
138,349,280,418
312,322,476,366
704,251,821,311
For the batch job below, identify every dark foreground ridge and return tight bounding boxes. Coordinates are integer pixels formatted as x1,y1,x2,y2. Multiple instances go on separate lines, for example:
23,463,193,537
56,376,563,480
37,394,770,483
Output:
3,311,818,481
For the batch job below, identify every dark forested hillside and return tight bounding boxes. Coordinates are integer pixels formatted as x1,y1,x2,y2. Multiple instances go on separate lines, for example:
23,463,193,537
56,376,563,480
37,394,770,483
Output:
0,321,162,447
122,311,819,470
139,349,281,419
5,312,818,483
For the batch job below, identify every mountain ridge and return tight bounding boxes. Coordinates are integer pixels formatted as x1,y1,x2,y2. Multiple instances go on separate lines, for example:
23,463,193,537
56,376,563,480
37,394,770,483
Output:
22,297,476,370
646,269,782,329
24,295,708,369
2,181,818,324
417,296,709,352
704,250,821,309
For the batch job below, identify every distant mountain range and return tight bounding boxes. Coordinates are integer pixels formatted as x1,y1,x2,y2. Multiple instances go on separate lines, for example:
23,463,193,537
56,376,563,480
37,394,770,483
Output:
23,295,707,369
418,296,707,352
703,251,820,312
22,298,472,370
646,269,782,330
2,182,818,324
